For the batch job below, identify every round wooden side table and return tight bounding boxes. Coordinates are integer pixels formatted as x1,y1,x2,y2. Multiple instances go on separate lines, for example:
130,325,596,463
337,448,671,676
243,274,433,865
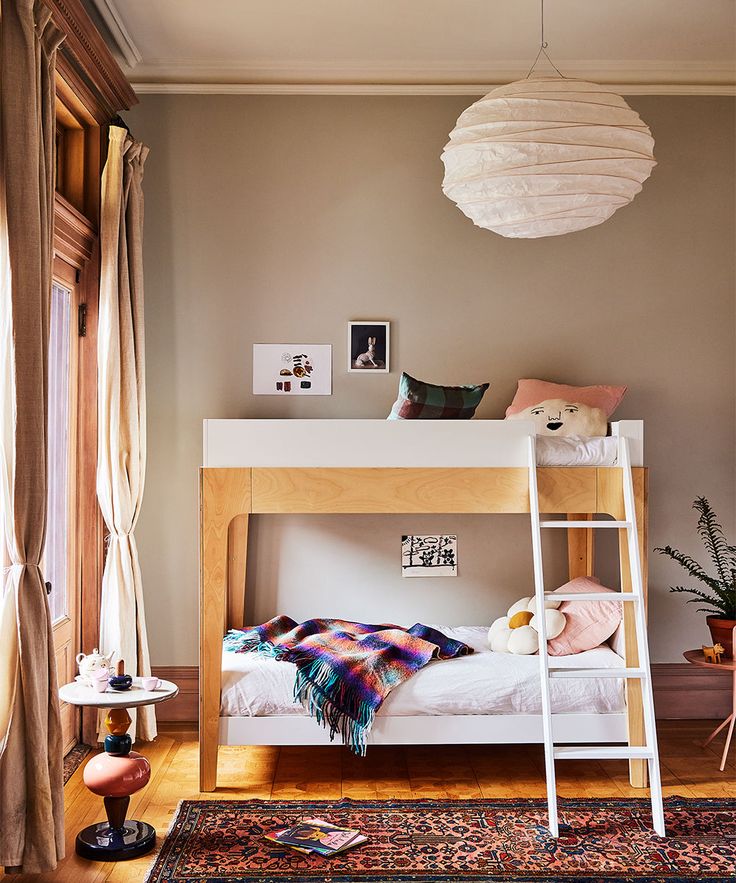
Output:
59,677,178,861
683,643,736,771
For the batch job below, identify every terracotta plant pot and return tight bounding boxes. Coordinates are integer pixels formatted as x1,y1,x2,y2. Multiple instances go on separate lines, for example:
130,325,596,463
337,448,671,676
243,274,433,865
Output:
706,616,736,659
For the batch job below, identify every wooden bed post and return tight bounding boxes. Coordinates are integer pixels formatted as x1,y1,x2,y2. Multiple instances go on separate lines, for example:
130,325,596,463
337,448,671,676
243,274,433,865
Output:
567,513,595,579
199,467,251,791
598,467,649,788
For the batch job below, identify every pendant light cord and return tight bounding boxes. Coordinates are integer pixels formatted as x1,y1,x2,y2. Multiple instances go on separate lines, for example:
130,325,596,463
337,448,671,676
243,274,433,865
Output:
525,0,566,79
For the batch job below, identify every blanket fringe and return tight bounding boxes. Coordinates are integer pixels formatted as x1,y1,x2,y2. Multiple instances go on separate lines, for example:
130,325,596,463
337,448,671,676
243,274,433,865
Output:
293,658,375,756
224,629,284,658
223,618,472,756
225,633,374,753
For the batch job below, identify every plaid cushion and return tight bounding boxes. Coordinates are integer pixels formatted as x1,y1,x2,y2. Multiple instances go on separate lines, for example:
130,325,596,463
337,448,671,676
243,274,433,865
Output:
388,372,489,420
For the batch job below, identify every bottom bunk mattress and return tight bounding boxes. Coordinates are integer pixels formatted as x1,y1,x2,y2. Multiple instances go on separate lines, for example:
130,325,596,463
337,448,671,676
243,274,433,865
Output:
220,625,625,718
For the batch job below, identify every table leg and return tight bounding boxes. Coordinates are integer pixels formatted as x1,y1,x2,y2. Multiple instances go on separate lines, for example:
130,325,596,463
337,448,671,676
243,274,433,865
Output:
718,670,736,772
719,715,735,772
702,713,734,748
76,706,156,861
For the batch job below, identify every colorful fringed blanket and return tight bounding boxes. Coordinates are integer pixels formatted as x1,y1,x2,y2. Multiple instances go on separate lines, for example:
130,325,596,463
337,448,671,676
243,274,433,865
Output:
224,616,472,754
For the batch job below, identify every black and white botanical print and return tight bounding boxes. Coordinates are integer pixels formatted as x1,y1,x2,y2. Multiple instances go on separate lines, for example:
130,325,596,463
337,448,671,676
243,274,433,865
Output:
401,534,457,577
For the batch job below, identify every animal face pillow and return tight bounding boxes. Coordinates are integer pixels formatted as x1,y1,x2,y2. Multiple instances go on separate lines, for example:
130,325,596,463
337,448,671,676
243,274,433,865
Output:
505,379,627,438
508,398,607,437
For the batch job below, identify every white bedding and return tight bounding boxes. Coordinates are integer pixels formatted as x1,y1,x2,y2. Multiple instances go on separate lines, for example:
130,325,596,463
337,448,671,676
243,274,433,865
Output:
535,435,618,467
221,626,625,718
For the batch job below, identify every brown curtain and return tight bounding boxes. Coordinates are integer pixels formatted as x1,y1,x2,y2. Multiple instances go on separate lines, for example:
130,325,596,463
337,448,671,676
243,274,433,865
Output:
97,127,155,741
0,0,65,873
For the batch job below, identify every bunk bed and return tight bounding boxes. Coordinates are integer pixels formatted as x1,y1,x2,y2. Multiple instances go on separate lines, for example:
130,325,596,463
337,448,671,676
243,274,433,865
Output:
199,418,663,835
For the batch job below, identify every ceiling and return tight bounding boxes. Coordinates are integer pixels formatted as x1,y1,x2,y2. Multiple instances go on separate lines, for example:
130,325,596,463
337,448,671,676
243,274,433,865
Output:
86,0,736,95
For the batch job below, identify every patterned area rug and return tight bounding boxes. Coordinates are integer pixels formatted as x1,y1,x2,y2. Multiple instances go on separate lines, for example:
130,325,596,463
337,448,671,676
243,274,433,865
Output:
145,796,736,882
63,743,91,784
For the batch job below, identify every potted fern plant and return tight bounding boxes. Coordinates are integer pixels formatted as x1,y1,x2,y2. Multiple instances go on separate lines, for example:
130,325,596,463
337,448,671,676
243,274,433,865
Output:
655,497,736,658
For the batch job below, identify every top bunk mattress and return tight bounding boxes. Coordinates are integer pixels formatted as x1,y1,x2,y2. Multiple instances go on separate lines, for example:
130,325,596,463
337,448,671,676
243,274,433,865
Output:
221,626,626,718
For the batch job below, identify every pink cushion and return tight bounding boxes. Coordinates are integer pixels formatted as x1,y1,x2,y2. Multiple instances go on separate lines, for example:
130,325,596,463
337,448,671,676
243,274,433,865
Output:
546,576,623,657
505,379,626,418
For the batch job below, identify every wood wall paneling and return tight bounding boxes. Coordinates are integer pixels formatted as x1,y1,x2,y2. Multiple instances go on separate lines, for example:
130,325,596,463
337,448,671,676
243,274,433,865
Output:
151,666,199,721
151,663,732,724
652,663,733,719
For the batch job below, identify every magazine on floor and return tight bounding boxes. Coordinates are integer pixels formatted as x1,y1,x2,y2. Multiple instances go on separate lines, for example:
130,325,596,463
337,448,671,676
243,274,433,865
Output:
265,817,367,856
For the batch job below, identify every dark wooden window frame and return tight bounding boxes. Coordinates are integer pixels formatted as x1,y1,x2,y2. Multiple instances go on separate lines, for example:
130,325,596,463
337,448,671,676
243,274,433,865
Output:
46,0,137,744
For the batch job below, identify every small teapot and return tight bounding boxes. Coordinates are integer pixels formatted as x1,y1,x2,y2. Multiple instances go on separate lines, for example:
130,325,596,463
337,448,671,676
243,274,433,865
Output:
76,648,114,686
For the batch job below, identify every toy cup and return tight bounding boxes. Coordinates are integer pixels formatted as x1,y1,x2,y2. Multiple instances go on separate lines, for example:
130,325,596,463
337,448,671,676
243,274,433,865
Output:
92,672,109,693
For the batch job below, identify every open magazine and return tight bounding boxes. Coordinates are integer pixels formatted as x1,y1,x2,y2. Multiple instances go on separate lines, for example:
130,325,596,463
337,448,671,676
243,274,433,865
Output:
265,817,367,856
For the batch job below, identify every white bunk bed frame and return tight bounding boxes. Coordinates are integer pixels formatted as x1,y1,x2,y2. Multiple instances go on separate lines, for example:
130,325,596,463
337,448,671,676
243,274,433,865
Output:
199,419,663,835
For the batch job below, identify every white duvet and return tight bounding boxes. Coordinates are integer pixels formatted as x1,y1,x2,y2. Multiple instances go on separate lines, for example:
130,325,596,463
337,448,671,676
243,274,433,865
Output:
221,626,625,718
535,435,618,467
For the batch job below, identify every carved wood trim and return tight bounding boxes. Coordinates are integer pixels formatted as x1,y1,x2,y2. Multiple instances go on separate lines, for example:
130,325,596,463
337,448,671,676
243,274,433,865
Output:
44,0,136,120
54,192,96,268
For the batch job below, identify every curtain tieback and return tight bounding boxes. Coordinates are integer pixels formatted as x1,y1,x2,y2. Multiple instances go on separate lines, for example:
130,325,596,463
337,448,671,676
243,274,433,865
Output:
2,562,43,574
105,531,134,546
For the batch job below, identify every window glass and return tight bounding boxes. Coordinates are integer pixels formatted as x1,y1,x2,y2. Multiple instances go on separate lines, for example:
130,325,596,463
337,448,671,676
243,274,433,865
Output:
46,281,72,623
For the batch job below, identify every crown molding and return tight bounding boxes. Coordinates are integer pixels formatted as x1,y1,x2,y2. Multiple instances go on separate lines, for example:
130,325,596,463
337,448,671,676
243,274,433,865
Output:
87,0,141,67
132,82,735,97
127,59,735,96
128,58,736,77
45,0,137,117
83,3,735,98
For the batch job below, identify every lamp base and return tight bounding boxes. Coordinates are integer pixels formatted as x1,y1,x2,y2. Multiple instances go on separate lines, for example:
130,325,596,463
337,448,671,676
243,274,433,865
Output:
75,820,155,861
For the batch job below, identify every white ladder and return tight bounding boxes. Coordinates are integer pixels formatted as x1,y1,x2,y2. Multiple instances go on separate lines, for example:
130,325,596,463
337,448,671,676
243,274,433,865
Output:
528,434,665,838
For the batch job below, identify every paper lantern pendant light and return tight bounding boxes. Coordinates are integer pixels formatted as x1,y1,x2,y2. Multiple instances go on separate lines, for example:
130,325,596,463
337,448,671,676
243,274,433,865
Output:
441,76,656,239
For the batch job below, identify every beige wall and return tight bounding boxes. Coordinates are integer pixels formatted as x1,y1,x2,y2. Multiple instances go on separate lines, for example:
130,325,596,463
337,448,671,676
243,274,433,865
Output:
126,95,735,666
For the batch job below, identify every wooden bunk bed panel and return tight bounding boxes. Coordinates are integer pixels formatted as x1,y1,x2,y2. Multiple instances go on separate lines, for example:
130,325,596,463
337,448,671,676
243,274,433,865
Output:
219,713,629,747
203,418,644,469
251,466,600,514
204,418,534,467
198,420,648,792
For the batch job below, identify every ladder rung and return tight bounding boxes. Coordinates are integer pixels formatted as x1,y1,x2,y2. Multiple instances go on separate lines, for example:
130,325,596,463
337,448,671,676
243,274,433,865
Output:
548,667,646,679
551,592,639,602
554,746,654,761
540,520,632,529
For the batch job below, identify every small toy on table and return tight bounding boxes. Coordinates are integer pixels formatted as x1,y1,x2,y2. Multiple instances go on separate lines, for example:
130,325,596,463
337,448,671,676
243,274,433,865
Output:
702,643,725,664
76,648,114,686
108,659,133,691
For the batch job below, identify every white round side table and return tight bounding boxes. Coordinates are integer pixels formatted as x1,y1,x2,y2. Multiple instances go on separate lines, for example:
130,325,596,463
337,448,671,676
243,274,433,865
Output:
59,678,178,861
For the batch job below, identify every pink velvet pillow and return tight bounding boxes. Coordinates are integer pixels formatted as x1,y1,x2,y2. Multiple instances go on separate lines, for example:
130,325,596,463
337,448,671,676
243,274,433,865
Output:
505,379,626,418
546,576,623,657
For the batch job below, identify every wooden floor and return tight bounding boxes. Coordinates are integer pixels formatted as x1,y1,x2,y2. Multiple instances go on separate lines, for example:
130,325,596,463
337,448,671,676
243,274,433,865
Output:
7,720,735,882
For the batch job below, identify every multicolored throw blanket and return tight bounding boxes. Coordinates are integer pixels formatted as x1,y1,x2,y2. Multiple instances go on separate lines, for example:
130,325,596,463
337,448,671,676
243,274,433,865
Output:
224,616,472,754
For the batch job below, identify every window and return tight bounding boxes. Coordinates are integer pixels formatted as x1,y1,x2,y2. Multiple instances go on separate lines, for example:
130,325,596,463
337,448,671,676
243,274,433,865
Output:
47,260,80,753
46,281,73,624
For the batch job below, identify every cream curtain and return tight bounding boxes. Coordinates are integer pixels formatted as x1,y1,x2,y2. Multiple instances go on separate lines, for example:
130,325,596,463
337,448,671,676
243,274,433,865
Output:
97,126,156,741
0,0,65,873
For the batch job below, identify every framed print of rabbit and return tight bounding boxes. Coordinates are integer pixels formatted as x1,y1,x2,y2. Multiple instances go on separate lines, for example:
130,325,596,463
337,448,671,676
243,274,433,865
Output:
348,321,390,373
